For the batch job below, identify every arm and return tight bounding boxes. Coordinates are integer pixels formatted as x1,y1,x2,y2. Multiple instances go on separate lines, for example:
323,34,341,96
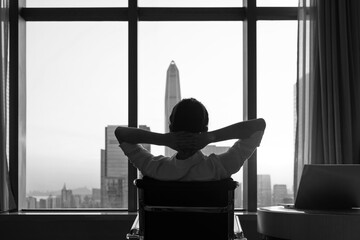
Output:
114,126,191,152
115,126,166,145
207,118,266,143
206,118,266,174
190,118,266,150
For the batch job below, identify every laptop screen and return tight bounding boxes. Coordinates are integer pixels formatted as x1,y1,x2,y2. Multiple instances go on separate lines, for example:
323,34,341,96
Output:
294,164,360,210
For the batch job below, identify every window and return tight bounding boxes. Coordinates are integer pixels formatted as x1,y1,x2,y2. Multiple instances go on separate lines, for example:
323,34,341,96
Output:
139,21,243,207
26,22,128,209
138,0,242,7
257,0,298,7
26,0,127,7
257,21,298,207
11,1,298,211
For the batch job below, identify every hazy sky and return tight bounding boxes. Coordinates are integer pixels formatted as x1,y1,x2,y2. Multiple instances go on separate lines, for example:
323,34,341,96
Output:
25,1,298,193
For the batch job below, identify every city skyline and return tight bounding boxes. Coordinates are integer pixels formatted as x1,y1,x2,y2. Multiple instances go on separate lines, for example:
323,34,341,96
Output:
26,173,292,209
26,58,294,209
26,21,297,208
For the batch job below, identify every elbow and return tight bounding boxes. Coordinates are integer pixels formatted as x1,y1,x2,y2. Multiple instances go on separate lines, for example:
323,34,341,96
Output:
258,118,266,131
114,126,124,143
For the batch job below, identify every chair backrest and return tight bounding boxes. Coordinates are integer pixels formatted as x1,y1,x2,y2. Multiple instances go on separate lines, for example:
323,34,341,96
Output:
135,177,239,240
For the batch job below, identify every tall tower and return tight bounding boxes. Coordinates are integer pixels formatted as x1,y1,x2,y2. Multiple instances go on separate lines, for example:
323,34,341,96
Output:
165,60,181,156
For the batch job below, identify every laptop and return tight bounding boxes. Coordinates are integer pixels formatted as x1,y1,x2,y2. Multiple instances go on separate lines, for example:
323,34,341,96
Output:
292,164,360,210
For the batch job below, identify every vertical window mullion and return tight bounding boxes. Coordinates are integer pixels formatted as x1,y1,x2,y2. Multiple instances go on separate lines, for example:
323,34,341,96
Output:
10,0,27,211
128,0,138,212
243,0,257,212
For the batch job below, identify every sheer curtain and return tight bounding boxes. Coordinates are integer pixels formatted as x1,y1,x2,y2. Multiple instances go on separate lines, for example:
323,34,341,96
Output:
0,0,16,212
295,0,360,193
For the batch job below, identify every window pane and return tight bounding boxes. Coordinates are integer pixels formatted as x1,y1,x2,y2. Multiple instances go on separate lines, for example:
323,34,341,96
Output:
139,22,244,208
257,21,297,207
139,0,242,7
26,0,127,7
26,22,128,209
257,0,298,7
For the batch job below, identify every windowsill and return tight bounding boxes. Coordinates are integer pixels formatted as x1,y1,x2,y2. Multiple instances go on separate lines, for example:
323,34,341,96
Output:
0,210,137,220
0,210,257,218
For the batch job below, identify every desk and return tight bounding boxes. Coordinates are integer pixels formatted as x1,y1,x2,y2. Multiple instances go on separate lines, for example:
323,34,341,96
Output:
258,206,360,240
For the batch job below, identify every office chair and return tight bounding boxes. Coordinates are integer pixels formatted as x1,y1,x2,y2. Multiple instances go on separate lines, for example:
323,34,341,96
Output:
126,176,246,240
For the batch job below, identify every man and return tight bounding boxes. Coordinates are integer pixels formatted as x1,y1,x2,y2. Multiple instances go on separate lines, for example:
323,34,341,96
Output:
115,98,265,181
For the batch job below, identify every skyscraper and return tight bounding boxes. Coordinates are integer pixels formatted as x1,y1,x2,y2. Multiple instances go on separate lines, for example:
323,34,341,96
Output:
257,174,272,207
273,184,288,205
101,125,150,208
165,60,181,157
101,125,127,208
61,184,73,208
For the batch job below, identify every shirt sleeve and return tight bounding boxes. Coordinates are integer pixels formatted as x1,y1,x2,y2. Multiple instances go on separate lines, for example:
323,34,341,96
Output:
119,142,155,172
218,130,265,176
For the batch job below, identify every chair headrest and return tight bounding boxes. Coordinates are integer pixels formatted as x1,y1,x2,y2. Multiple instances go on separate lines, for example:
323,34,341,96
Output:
134,177,239,191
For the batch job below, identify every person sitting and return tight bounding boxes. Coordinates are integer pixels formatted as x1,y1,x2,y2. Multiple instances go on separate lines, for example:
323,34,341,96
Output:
115,98,266,181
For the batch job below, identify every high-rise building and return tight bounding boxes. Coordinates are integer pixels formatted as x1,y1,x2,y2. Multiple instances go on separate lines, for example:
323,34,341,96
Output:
273,184,288,206
101,126,127,208
38,199,47,209
165,60,181,157
61,184,73,208
101,125,150,208
92,188,101,206
73,195,82,208
235,183,242,208
47,195,57,209
27,196,37,209
257,174,272,207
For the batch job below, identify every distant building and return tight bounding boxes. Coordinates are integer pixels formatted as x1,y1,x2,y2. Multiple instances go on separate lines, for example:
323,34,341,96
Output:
54,196,62,208
27,196,37,209
273,184,288,205
165,61,181,157
47,195,57,209
258,174,272,207
61,184,73,208
38,199,47,209
73,195,82,208
101,125,150,208
235,183,242,208
92,188,101,204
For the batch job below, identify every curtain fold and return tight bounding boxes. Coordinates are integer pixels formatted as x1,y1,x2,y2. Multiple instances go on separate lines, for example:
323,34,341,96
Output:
295,0,360,193
0,0,16,212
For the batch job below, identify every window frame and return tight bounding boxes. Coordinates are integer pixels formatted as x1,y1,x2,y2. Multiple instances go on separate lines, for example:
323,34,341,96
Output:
9,0,298,212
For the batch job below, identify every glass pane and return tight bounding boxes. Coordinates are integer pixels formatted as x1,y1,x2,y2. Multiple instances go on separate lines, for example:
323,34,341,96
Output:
26,22,128,209
257,0,298,7
139,0,242,7
26,0,127,7
139,22,244,208
257,21,297,207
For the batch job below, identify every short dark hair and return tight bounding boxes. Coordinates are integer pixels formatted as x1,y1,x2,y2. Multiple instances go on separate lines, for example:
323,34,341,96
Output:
169,98,209,133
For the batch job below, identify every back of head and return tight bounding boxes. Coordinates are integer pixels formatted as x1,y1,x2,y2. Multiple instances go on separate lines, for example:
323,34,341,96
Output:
169,98,209,133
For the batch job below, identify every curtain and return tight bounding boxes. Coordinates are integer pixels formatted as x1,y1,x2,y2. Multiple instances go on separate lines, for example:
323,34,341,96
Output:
295,0,360,193
0,0,16,212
